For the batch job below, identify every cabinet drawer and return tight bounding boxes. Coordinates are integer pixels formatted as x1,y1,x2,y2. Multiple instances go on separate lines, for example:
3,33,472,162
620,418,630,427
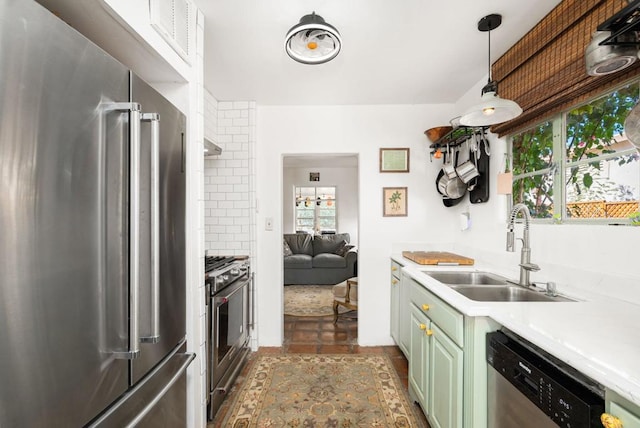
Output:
409,277,463,348
391,260,402,279
610,401,640,428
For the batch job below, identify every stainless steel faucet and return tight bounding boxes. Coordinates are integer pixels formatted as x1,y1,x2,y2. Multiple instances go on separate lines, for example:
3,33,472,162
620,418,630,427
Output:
506,203,540,287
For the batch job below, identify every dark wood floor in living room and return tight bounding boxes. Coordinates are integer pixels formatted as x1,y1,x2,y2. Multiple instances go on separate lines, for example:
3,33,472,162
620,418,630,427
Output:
209,314,430,427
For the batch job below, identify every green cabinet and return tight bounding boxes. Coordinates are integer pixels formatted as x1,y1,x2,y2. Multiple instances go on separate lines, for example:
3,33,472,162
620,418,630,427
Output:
429,323,463,428
407,276,463,428
604,390,640,428
409,306,430,406
389,259,410,356
390,261,401,343
399,271,411,355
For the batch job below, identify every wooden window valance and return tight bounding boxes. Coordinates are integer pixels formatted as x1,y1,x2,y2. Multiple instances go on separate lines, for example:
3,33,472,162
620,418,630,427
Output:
490,0,640,137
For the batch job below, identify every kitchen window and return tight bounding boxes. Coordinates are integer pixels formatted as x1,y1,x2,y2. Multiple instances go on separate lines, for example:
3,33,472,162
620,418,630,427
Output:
294,186,337,233
509,81,640,223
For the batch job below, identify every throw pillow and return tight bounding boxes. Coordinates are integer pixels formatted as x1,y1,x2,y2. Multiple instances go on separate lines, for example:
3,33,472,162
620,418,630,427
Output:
334,240,354,257
283,239,293,256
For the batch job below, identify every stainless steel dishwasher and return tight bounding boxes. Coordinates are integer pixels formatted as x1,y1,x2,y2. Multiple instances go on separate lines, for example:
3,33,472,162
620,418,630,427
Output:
486,330,605,428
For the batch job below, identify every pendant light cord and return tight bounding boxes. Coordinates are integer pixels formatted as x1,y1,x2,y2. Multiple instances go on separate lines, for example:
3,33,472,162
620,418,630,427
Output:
487,28,492,83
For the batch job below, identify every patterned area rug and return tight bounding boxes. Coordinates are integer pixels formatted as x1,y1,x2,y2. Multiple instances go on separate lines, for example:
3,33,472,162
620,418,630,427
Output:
284,285,350,317
222,354,421,427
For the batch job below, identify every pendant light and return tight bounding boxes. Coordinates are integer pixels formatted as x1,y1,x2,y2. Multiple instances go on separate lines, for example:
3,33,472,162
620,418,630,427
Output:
460,14,522,127
285,12,342,65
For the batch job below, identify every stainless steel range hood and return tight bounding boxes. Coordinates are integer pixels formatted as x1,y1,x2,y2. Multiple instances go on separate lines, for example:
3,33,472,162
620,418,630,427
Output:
204,137,222,157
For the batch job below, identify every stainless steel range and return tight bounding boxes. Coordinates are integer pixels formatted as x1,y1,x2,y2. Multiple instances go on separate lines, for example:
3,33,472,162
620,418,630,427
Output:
205,255,252,420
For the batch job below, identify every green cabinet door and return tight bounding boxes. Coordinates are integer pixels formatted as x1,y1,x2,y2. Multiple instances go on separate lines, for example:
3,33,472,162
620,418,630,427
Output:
390,270,400,343
429,323,463,428
409,307,430,410
399,272,411,356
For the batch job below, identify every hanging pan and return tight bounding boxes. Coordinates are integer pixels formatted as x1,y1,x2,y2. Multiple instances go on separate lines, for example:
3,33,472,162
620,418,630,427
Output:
624,101,640,152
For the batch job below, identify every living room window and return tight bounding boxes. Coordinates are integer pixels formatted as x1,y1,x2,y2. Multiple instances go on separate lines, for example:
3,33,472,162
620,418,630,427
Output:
295,186,337,234
509,81,640,223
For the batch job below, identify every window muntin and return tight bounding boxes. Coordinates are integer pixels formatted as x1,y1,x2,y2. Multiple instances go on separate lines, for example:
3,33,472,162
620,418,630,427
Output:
510,82,640,223
294,186,336,233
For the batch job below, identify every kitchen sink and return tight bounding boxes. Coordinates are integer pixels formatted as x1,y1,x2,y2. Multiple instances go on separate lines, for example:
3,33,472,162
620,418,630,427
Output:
425,271,509,286
449,285,574,302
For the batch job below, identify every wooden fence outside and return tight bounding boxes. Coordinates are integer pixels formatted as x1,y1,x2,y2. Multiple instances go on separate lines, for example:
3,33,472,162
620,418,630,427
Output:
566,200,639,218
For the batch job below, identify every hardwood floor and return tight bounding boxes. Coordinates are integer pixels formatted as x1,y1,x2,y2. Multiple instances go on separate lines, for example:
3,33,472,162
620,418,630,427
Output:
209,313,430,427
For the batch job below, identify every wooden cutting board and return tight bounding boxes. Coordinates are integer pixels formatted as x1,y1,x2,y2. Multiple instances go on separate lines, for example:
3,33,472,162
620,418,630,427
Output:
402,251,474,265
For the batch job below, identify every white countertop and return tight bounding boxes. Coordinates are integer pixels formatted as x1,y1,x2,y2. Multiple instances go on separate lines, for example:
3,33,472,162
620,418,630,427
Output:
392,253,640,406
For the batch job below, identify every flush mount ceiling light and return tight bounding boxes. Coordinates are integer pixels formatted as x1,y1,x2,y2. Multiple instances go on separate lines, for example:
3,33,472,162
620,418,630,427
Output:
585,31,637,76
460,14,522,127
284,12,342,65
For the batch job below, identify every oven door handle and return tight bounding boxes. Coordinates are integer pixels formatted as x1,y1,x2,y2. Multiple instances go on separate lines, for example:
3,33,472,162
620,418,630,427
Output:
214,278,249,306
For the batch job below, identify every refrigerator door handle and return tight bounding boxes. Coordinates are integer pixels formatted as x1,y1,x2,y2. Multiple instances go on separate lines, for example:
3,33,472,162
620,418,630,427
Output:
104,102,142,360
140,113,161,344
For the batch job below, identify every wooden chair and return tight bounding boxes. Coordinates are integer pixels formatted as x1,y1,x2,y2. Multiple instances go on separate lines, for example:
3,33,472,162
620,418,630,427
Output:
332,277,358,323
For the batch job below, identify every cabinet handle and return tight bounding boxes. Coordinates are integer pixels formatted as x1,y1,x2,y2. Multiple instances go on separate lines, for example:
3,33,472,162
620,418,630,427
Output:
601,413,623,428
392,266,398,271
419,323,426,330
426,329,433,336
392,279,398,285
422,304,430,311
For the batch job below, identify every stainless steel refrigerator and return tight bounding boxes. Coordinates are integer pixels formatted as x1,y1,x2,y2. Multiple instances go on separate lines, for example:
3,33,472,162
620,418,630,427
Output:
0,0,194,426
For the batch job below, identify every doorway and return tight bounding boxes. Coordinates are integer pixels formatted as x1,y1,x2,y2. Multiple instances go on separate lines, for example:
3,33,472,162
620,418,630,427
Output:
282,154,359,350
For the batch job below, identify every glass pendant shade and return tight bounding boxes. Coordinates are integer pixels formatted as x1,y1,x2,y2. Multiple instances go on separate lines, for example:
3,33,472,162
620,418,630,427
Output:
460,88,523,126
285,12,341,64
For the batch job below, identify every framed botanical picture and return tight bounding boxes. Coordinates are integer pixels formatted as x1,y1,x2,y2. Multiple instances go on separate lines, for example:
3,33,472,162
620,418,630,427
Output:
380,148,410,173
383,187,408,217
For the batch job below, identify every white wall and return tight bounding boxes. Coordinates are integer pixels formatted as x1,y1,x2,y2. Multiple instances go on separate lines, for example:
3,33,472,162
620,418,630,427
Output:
451,78,640,305
256,104,457,346
283,165,359,244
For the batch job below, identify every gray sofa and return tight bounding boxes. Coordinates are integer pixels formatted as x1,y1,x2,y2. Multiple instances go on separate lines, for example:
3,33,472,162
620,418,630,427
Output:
283,233,357,285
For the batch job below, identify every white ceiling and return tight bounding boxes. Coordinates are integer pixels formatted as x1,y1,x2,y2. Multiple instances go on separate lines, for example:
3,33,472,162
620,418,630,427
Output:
194,0,562,106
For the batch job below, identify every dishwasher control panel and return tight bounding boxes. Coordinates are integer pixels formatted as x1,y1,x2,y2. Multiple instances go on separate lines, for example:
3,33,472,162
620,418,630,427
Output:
487,330,604,428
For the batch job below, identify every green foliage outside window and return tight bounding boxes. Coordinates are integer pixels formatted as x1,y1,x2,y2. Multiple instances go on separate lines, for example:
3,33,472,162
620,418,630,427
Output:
511,82,640,221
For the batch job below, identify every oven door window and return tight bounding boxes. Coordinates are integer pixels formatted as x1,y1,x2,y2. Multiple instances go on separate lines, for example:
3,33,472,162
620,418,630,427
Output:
216,283,246,365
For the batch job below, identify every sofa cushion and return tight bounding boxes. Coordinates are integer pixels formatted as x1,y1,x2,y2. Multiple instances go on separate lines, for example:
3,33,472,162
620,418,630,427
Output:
283,239,293,256
284,254,313,269
312,233,350,255
284,233,313,256
312,253,347,269
334,240,355,257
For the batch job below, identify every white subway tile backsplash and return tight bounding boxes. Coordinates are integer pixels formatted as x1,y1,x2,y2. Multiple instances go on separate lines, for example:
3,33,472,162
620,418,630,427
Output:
232,118,249,127
233,101,249,109
226,225,242,234
219,217,234,225
204,100,256,257
225,160,242,168
232,134,249,143
233,168,249,177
